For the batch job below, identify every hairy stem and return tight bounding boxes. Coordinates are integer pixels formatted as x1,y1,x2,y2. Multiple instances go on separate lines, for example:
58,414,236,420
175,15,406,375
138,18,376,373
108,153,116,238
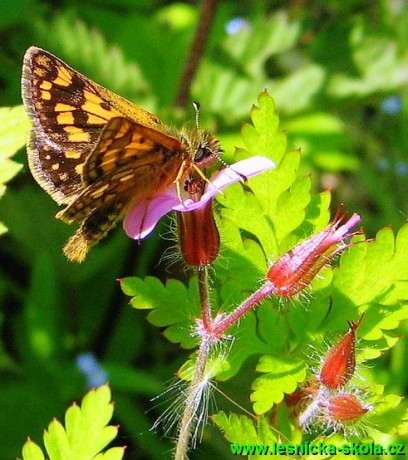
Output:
198,266,212,330
174,335,212,460
174,0,218,108
212,282,274,336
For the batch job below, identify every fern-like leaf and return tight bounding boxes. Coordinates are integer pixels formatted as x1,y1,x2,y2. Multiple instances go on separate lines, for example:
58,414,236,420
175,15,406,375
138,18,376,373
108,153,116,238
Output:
21,385,124,460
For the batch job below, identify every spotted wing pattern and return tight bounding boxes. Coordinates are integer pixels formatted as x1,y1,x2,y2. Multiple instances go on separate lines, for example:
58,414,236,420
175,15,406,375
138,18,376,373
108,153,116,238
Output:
21,47,161,205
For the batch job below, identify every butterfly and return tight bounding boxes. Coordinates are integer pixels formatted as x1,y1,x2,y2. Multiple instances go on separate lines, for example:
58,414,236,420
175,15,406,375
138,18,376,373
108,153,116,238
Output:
21,47,221,262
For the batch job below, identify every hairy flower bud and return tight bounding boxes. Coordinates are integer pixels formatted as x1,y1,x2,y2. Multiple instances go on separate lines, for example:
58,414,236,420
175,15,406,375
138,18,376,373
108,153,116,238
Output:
266,212,361,297
326,393,370,422
319,315,364,389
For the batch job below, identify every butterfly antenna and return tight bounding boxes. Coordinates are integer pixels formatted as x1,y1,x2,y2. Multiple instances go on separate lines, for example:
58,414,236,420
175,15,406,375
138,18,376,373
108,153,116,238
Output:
192,101,201,129
191,101,248,184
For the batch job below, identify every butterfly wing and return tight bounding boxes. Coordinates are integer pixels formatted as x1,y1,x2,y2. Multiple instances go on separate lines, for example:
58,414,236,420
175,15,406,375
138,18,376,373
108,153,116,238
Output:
22,47,161,204
82,116,183,185
56,118,186,262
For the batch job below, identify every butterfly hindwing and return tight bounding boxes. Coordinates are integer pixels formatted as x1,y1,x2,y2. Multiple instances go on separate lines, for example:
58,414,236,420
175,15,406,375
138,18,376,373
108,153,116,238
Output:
62,197,130,263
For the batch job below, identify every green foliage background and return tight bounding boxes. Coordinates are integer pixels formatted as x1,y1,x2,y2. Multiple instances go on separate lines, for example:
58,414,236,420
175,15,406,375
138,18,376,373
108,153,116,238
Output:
0,1,408,459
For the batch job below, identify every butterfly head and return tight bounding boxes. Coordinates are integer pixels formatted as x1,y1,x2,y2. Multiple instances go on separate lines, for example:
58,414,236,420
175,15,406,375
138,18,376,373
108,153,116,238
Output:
181,129,222,168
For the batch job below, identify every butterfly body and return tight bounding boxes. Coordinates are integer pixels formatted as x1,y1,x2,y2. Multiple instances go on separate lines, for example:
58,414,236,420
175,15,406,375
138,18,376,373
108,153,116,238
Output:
22,47,220,262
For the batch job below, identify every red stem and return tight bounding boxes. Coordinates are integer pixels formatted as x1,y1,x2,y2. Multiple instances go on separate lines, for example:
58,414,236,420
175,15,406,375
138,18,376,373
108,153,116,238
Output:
211,282,274,335
198,266,212,330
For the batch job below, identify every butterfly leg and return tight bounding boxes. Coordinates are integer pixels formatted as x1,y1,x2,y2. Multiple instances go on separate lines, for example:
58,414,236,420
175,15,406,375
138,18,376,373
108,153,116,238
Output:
190,163,225,197
173,159,188,204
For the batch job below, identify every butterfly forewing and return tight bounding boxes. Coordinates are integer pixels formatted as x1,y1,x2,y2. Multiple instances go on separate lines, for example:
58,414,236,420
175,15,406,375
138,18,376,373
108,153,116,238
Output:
22,47,161,204
56,126,186,263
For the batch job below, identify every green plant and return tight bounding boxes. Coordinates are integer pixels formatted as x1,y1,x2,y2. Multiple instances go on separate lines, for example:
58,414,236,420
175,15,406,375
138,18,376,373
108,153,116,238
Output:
1,2,408,459
21,385,125,460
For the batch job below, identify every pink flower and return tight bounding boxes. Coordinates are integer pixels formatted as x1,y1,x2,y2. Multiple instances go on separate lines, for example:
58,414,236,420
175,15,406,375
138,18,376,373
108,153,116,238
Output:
123,156,275,239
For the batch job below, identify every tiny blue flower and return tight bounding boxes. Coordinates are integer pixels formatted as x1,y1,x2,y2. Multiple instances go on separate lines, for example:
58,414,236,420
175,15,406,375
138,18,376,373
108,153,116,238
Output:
377,158,389,171
380,96,402,115
396,162,408,176
226,17,249,35
76,352,108,388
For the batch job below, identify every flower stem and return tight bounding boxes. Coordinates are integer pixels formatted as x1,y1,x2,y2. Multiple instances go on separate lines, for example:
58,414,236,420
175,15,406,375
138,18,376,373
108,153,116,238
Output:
212,282,273,336
198,266,212,330
174,281,274,458
174,335,212,460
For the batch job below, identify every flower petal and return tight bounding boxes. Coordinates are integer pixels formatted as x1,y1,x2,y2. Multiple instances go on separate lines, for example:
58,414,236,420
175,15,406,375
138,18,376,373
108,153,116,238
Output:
173,156,275,212
123,191,179,239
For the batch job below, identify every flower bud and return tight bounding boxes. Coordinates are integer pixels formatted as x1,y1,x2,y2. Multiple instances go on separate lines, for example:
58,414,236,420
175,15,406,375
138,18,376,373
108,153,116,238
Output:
285,379,319,407
266,212,361,297
326,393,370,422
319,315,364,389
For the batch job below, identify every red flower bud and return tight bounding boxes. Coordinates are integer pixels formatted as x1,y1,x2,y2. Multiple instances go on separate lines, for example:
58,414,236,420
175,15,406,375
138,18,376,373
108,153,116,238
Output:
319,314,364,389
327,393,369,422
266,212,361,297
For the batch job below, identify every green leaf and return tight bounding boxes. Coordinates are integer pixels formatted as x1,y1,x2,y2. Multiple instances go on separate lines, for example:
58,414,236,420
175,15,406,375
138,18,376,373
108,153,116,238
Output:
212,301,291,381
331,225,408,345
194,13,301,121
44,419,70,460
0,105,28,234
283,112,358,172
227,91,320,256
0,105,29,159
22,439,45,460
328,22,408,97
271,64,325,115
61,385,116,457
214,213,267,295
120,276,200,348
365,386,408,436
218,91,290,257
212,411,278,445
21,385,123,460
224,12,300,78
212,410,303,459
251,356,307,414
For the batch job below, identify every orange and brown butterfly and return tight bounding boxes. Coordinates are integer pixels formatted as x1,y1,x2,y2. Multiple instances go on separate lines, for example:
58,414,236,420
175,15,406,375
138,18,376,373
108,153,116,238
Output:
21,47,221,262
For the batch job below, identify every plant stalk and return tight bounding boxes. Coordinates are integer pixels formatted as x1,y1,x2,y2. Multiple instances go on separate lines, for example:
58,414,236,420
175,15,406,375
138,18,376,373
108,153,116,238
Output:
198,266,212,330
174,335,212,460
212,282,273,336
